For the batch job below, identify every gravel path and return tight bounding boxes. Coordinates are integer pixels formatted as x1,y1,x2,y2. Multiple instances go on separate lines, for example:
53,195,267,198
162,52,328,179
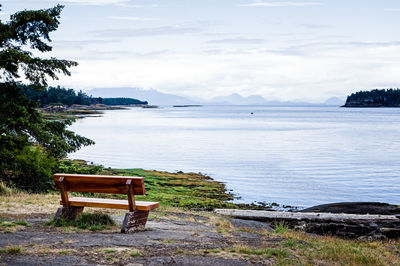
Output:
0,213,278,265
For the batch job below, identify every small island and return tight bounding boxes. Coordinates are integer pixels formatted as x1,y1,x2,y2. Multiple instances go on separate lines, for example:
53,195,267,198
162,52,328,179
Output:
343,88,400,107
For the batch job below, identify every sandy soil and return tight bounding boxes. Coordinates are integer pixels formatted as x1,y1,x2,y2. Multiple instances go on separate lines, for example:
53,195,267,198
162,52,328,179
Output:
0,211,279,265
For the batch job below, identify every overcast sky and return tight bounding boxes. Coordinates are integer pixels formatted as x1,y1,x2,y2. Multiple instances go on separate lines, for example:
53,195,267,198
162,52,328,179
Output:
2,0,400,102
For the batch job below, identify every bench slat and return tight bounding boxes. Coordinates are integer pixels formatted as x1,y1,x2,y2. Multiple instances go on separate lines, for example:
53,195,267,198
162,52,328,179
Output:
64,197,160,211
54,174,146,195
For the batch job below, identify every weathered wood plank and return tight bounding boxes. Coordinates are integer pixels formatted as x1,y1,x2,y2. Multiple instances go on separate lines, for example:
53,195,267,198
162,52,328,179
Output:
53,173,146,195
214,209,399,222
126,180,136,212
58,176,69,208
63,197,159,211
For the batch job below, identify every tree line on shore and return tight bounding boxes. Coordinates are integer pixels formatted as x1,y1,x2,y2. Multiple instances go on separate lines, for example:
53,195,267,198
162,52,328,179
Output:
21,85,148,107
344,88,400,107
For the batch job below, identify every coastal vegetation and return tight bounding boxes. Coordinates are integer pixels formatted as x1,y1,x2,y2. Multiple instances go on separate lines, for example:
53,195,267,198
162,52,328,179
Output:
0,4,95,193
56,159,238,210
344,88,400,107
21,86,148,107
101,97,147,106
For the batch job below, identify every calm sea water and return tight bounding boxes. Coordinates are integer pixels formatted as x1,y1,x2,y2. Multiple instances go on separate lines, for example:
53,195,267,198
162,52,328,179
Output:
68,106,400,207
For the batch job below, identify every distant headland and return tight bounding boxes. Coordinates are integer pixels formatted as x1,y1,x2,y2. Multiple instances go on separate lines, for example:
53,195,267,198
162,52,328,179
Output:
343,88,400,107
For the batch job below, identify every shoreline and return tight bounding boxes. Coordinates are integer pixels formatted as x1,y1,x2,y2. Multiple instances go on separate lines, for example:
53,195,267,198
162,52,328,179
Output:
60,160,400,214
38,104,146,120
58,159,293,211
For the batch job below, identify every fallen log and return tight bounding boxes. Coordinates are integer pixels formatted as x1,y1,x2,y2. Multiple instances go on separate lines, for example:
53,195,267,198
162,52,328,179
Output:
215,209,400,239
215,209,399,222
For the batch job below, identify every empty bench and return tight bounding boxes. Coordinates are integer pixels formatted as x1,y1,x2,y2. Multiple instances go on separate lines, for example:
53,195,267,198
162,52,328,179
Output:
53,173,159,233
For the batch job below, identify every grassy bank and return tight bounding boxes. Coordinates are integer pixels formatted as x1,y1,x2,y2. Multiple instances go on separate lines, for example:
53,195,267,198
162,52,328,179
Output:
56,159,240,210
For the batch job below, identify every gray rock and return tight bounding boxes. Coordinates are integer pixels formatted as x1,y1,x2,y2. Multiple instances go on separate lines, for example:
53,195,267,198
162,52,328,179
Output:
228,218,273,231
300,202,400,215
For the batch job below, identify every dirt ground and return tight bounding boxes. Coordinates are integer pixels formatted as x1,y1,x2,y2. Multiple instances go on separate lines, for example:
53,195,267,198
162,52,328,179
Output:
1,194,399,265
0,210,280,266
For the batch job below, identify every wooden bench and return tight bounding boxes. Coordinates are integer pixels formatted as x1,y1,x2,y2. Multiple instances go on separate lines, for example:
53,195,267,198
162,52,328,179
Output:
53,173,159,233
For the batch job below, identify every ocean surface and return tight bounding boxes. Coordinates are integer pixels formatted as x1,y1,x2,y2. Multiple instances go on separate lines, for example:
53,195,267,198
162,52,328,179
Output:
68,106,400,208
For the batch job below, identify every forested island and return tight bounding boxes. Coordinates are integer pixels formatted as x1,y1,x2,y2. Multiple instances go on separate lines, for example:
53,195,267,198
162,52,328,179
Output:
21,86,148,107
343,88,400,107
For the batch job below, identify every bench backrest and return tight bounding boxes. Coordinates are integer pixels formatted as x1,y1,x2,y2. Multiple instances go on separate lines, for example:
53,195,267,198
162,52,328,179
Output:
53,173,146,195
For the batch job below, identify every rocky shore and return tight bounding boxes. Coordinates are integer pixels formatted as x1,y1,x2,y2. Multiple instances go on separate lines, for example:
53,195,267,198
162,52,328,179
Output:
216,203,400,240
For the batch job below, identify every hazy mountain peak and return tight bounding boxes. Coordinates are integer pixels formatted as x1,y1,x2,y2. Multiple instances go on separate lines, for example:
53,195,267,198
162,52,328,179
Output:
324,97,345,106
211,93,268,105
88,87,195,105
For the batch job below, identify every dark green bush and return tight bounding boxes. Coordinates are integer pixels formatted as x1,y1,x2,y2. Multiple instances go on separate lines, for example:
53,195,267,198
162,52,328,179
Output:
8,146,56,192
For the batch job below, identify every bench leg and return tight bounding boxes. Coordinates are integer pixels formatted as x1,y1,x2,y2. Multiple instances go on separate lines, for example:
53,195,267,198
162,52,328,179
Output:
121,211,149,233
55,206,84,220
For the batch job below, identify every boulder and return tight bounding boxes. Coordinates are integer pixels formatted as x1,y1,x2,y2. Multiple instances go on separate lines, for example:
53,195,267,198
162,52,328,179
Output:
300,202,400,215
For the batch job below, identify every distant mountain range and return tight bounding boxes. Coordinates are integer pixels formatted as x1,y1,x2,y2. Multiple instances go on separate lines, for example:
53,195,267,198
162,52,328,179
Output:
323,97,345,106
88,87,345,106
89,87,196,105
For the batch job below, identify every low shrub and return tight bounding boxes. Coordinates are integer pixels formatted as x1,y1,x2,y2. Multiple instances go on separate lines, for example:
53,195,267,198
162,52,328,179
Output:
46,212,115,231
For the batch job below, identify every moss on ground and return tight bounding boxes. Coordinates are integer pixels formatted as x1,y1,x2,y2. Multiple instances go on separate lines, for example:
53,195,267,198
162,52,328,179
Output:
56,159,241,210
45,212,115,231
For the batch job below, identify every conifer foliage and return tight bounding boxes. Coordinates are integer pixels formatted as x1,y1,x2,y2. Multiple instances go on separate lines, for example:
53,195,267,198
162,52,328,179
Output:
0,4,94,192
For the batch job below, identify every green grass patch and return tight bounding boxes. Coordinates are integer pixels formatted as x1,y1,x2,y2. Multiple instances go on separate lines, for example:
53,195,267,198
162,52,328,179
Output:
284,239,297,249
234,247,290,259
0,246,22,254
45,212,115,231
130,251,141,257
274,222,289,234
0,222,16,228
103,249,117,254
56,160,240,210
0,182,18,196
13,221,30,226
59,250,70,255
0,220,30,229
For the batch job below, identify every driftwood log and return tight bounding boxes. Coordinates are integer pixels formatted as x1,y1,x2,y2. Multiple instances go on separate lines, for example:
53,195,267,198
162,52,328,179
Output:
215,209,400,239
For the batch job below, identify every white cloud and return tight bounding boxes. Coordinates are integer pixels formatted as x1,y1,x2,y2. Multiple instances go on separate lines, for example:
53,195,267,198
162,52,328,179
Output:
90,26,202,38
52,41,400,102
239,1,322,7
107,16,158,21
207,37,265,44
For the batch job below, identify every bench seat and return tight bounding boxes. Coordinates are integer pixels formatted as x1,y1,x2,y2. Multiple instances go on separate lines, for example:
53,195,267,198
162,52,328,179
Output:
63,197,160,211
54,173,159,232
